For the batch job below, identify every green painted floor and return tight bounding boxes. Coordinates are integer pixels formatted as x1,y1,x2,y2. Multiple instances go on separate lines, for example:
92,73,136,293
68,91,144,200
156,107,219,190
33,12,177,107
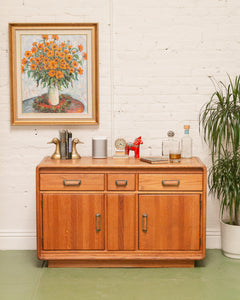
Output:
0,250,240,300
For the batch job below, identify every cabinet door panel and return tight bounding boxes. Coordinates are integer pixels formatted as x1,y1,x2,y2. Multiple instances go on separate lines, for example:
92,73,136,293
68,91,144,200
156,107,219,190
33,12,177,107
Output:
139,194,200,250
107,194,136,250
43,194,104,250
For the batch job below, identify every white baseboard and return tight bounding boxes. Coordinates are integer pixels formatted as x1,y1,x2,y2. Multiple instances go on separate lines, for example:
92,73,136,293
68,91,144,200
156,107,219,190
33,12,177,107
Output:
0,230,221,250
0,230,36,250
206,229,221,249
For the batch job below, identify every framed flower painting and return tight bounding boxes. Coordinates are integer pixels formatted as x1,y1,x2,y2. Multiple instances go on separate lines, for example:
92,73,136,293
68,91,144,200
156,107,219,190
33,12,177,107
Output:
9,23,99,125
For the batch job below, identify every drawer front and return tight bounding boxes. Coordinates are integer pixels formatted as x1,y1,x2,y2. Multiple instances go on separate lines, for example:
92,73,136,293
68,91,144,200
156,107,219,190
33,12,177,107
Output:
139,173,202,191
108,174,136,191
40,174,104,191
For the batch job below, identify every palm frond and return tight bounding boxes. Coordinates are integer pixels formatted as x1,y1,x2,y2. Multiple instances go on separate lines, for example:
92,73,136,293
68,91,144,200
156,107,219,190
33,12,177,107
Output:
200,75,240,224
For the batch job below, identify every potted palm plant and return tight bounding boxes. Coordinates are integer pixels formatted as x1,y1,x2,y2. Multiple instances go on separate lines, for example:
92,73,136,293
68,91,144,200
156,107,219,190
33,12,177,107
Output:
200,75,240,258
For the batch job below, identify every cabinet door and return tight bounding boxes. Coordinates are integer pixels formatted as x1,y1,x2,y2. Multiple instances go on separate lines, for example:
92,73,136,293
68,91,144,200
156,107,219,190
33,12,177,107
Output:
107,194,136,250
42,194,104,250
139,194,200,251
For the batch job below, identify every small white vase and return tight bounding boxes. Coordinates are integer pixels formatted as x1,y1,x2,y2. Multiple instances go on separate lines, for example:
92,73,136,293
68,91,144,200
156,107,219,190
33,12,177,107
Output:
221,219,240,259
48,86,59,106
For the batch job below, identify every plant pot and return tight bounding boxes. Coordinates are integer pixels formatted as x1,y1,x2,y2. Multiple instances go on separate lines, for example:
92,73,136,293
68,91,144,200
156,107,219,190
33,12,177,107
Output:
220,219,240,259
48,86,59,106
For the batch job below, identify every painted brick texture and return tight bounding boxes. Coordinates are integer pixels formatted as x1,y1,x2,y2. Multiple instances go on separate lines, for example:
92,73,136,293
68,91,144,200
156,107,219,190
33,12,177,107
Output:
1,0,239,248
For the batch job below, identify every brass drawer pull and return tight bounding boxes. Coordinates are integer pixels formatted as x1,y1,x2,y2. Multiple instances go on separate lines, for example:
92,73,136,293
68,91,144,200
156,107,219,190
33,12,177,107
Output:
162,180,180,187
63,180,81,186
115,180,128,187
95,213,101,232
142,214,148,232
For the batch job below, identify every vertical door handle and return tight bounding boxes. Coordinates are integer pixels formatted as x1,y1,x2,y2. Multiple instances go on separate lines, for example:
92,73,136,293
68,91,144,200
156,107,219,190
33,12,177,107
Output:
142,214,148,232
95,213,101,232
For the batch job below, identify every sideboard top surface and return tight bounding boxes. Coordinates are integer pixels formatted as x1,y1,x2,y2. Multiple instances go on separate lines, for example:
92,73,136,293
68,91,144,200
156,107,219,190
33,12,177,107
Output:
37,156,206,170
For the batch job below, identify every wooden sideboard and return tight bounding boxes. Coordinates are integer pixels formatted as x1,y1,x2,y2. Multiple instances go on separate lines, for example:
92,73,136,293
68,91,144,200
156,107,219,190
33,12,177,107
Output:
36,156,206,268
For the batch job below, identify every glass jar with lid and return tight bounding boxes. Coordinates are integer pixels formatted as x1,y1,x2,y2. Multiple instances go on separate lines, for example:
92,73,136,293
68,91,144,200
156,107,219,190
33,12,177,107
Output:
162,130,181,162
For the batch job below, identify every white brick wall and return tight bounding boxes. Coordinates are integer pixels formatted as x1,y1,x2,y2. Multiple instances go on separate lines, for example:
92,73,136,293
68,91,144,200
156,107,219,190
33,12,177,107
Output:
2,0,239,249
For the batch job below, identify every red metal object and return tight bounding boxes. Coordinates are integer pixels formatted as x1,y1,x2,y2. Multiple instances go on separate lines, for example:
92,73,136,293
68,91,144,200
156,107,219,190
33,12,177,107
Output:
125,136,143,158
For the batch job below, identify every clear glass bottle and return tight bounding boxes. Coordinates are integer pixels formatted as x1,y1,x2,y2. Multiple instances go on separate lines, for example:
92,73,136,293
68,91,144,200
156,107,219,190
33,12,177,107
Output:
181,125,192,158
162,130,174,158
162,131,181,162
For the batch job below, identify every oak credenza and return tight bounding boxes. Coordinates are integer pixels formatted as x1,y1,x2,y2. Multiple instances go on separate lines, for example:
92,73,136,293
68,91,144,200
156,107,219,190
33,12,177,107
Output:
36,156,206,268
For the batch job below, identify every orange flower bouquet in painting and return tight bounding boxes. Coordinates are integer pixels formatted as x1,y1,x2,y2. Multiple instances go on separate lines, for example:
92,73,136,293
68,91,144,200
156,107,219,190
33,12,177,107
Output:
21,34,87,111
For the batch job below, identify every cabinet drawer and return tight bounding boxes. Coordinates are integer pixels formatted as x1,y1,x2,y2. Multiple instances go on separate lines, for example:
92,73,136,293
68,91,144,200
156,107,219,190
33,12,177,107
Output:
108,174,136,191
40,174,104,191
139,174,202,191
